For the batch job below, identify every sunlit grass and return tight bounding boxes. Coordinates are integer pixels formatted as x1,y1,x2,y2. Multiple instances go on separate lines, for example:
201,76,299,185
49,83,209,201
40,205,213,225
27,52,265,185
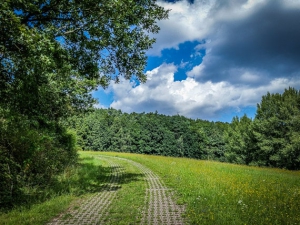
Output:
98,151,300,225
1,151,299,225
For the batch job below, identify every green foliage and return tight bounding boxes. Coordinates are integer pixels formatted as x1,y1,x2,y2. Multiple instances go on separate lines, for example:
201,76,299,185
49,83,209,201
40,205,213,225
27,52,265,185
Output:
224,87,300,170
1,0,169,118
196,121,227,161
224,115,253,164
252,87,300,169
66,108,228,160
0,110,78,208
0,0,169,208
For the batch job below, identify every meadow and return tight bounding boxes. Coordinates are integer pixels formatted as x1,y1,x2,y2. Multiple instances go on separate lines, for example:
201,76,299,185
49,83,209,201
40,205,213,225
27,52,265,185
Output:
99,152,300,225
1,151,299,225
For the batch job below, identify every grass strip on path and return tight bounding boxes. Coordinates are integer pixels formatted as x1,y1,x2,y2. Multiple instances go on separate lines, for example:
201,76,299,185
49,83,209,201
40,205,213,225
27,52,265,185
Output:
47,157,124,224
101,155,186,225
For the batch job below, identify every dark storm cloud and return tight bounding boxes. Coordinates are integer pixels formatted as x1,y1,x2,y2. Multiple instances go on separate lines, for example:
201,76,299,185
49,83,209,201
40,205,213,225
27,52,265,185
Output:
195,0,300,85
209,0,248,14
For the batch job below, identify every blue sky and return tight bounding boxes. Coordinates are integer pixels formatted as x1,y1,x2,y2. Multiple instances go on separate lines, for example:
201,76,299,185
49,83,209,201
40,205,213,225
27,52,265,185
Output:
94,0,300,122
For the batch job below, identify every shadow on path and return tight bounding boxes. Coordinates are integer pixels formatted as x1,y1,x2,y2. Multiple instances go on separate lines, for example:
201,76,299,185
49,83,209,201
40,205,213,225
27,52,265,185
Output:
47,155,145,225
51,156,144,196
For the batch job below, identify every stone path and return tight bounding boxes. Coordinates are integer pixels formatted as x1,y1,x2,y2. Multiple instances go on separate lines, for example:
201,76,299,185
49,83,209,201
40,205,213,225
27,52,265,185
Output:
47,158,123,225
117,157,185,225
47,156,185,225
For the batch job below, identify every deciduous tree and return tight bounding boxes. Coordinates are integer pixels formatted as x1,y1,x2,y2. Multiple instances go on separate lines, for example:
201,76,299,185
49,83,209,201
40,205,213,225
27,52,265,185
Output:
0,0,168,208
252,87,300,169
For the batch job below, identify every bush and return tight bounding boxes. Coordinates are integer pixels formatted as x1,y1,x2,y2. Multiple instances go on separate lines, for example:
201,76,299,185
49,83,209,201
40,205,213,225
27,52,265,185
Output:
0,110,78,209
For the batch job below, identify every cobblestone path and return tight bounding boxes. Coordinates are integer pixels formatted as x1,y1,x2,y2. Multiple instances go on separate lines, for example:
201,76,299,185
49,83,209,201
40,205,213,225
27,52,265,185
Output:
47,158,123,225
47,156,185,225
114,157,185,225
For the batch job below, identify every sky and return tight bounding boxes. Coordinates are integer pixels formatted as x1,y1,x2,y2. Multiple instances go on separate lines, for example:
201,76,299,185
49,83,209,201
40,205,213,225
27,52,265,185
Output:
93,0,300,122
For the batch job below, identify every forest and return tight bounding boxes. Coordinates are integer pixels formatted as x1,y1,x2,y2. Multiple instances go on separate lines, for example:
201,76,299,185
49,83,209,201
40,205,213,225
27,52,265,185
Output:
67,87,300,171
1,0,300,212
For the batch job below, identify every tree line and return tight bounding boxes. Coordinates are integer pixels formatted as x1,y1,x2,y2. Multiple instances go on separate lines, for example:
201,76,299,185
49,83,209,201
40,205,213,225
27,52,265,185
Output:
66,109,227,160
67,87,300,171
225,87,300,170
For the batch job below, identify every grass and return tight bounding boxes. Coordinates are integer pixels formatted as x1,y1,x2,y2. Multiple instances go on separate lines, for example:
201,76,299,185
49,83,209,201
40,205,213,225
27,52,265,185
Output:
1,151,299,225
80,151,147,225
0,152,147,225
0,153,111,225
98,152,300,225
0,195,74,225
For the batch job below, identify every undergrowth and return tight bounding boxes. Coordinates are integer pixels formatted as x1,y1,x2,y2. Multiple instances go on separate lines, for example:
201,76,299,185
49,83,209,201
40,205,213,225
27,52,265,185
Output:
0,154,110,224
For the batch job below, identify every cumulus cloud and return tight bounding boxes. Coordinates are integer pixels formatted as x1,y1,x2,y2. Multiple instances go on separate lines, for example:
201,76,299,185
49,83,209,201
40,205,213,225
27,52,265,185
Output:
150,0,300,79
154,0,300,85
192,0,300,84
147,0,213,55
100,0,300,120
150,0,263,55
110,64,300,120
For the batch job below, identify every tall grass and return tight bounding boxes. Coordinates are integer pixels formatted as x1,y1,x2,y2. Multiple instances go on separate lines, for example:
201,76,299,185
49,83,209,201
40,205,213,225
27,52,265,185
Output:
99,152,300,225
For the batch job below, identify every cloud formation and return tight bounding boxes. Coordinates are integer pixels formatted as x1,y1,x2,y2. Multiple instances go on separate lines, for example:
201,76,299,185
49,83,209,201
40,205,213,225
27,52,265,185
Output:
152,0,300,85
110,64,300,120
188,0,300,85
103,0,300,121
148,0,213,56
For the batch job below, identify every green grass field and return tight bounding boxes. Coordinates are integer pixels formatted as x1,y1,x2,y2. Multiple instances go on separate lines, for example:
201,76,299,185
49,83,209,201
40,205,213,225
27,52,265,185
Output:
1,151,299,225
98,152,300,225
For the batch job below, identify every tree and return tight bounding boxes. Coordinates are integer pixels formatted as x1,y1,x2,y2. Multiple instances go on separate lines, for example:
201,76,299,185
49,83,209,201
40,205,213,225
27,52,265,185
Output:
224,115,253,164
1,0,169,120
0,0,169,208
252,88,300,169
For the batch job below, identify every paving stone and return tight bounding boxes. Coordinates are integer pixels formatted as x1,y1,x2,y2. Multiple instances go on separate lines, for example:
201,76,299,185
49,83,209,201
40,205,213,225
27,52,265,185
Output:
114,157,185,225
47,156,185,225
47,159,122,225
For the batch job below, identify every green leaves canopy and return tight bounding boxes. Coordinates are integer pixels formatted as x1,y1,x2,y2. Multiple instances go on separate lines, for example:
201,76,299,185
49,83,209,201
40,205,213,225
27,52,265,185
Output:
0,0,168,208
252,87,300,169
0,0,168,120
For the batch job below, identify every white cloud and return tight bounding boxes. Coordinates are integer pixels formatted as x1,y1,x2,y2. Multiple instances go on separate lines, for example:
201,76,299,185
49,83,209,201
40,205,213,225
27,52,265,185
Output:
148,0,213,55
94,103,108,109
186,64,204,78
109,64,300,120
149,0,270,56
100,0,300,121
